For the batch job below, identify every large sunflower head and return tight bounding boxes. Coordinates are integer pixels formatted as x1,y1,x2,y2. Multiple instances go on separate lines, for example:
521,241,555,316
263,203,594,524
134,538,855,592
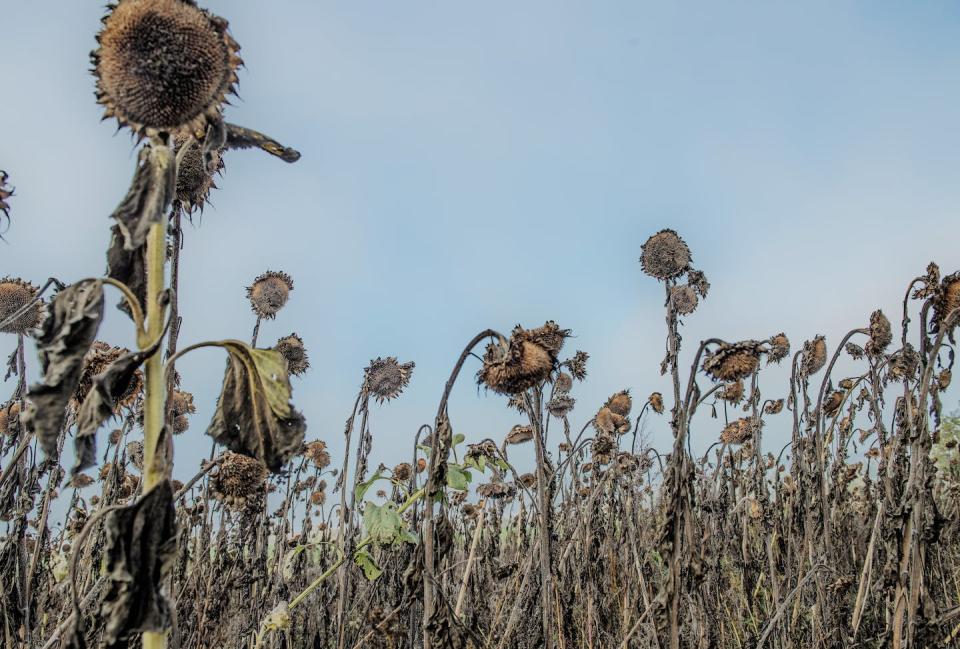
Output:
0,277,44,335
933,272,960,333
73,341,144,413
799,335,827,379
92,0,241,137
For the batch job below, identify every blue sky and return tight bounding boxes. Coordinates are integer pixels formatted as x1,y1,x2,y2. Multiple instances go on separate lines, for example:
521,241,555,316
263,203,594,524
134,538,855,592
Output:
2,2,959,484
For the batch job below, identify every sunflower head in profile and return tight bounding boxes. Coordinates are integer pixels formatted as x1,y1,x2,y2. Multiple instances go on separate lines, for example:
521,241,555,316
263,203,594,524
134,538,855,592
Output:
92,0,242,137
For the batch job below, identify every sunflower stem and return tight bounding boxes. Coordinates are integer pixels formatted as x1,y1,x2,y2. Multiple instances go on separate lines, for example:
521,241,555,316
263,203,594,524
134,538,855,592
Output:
142,195,170,649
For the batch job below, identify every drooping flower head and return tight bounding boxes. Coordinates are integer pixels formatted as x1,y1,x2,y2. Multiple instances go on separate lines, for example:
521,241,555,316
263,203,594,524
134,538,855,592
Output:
479,322,570,395
703,341,764,382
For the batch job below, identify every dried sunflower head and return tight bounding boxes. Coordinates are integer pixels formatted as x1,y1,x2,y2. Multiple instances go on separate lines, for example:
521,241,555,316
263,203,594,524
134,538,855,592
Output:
211,451,267,511
92,0,241,136
170,389,195,434
0,171,12,217
477,482,515,500
865,310,892,356
126,440,144,471
764,399,784,415
71,473,95,489
799,336,827,378
479,323,569,395
615,452,639,474
720,418,759,445
648,392,664,414
605,390,632,417
73,341,144,412
505,424,534,445
0,401,21,436
246,270,293,320
592,434,616,463
0,277,44,335
823,390,844,418
687,269,710,298
518,472,537,489
718,380,744,404
766,333,790,365
554,371,573,394
640,229,691,280
546,394,575,418
303,440,331,470
703,341,764,382
365,357,414,403
392,462,412,482
594,406,630,435
932,272,960,333
275,333,310,377
175,139,222,212
670,284,699,315
564,350,589,382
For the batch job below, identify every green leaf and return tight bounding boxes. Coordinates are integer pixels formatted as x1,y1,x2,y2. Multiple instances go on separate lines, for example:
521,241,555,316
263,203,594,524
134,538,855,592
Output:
446,464,470,491
356,470,383,503
354,549,383,581
453,433,466,446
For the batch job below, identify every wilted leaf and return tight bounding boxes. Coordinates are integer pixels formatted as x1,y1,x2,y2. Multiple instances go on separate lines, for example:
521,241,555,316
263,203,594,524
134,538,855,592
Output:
364,502,415,547
356,469,383,503
73,334,163,473
105,225,147,321
101,480,177,646
225,123,301,163
111,142,176,251
207,341,307,472
354,548,383,581
22,281,104,458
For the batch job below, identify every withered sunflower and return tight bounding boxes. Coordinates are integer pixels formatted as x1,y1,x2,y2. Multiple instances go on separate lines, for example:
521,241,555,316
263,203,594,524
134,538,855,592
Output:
703,341,764,382
478,322,570,395
275,332,310,377
670,284,699,315
932,272,960,333
211,451,267,511
73,341,144,412
799,335,827,378
246,270,293,319
766,333,790,364
865,310,892,356
365,357,414,403
0,277,44,335
175,139,222,212
92,0,241,136
640,229,691,281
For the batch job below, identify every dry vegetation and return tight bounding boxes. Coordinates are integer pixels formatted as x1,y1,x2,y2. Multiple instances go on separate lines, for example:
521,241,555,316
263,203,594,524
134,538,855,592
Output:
2,2,960,648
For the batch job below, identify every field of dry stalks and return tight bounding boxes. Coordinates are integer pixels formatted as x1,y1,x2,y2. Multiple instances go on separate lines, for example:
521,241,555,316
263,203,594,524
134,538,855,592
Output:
2,2,960,649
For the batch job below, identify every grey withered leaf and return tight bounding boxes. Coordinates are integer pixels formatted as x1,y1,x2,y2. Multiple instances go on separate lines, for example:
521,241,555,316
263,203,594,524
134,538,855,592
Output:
105,224,147,320
225,123,301,163
111,141,176,251
73,333,164,473
101,479,177,647
21,281,104,458
207,341,306,472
